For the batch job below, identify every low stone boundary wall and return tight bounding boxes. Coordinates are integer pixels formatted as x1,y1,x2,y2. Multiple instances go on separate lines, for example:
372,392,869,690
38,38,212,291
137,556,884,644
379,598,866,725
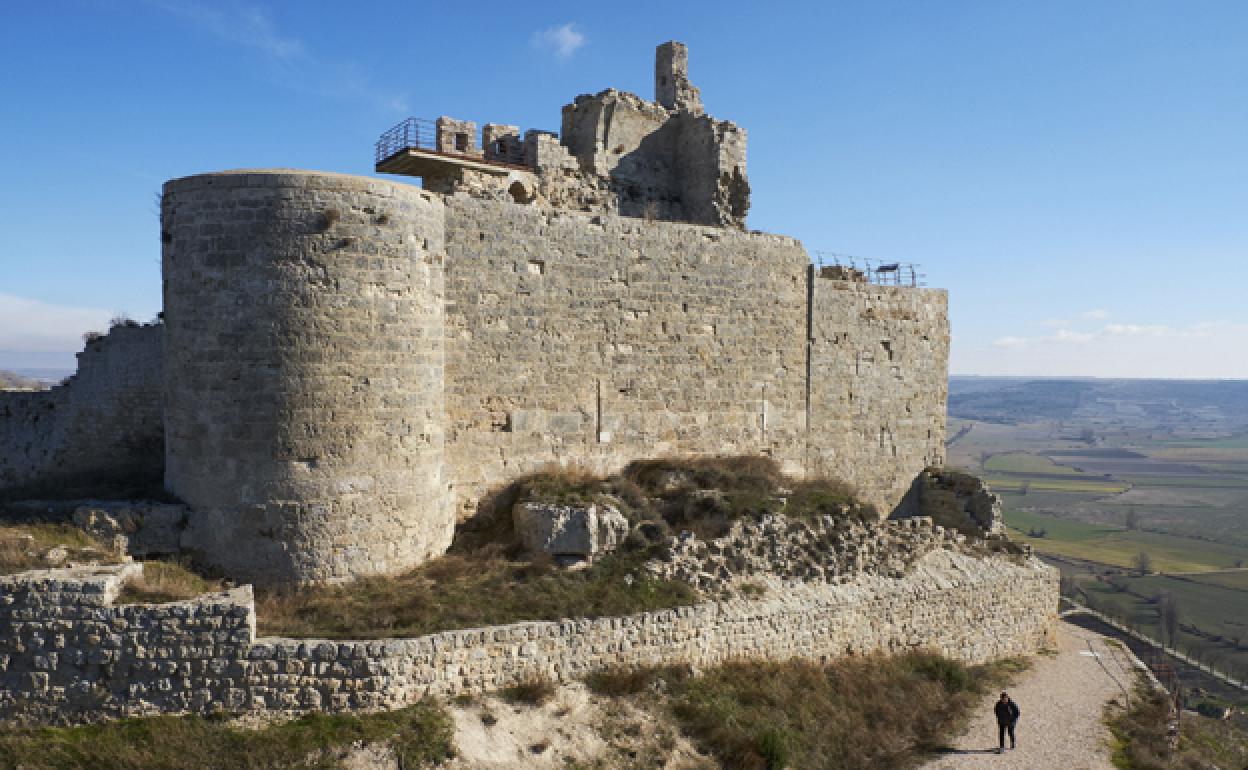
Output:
1,551,1058,725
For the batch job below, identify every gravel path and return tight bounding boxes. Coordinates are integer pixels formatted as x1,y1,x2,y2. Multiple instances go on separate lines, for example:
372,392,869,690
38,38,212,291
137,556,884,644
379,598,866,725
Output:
922,621,1139,770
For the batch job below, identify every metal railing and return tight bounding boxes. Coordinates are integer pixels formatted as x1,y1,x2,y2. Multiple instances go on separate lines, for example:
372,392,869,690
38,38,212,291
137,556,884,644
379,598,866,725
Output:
375,117,534,168
375,118,437,164
812,251,926,287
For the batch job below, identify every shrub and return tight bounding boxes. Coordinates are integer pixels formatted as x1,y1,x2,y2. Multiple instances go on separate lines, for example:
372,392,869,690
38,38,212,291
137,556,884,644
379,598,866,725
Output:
755,727,789,770
586,665,688,697
502,676,556,706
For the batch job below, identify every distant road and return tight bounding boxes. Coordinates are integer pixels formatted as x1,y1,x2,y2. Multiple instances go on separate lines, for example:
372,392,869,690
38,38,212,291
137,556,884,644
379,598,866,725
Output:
945,422,973,448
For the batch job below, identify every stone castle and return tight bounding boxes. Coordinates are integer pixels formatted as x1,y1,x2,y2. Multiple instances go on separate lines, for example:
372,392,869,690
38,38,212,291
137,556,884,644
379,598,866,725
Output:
0,42,949,585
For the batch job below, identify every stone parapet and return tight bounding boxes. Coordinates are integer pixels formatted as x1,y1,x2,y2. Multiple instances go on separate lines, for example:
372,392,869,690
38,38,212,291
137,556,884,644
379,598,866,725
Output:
0,552,1058,725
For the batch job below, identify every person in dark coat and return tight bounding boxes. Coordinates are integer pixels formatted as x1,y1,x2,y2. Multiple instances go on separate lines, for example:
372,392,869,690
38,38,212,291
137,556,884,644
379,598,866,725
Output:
994,692,1020,752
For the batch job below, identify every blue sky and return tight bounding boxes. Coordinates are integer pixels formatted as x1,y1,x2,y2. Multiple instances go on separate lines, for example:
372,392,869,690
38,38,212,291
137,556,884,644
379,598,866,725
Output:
2,1,1246,377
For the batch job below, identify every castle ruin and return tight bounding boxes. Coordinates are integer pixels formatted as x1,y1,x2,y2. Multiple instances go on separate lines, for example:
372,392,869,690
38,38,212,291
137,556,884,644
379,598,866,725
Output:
0,43,950,585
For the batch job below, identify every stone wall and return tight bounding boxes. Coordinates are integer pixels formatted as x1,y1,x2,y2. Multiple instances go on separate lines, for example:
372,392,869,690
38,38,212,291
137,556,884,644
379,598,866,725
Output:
1,170,951,584
441,196,811,519
807,272,950,515
0,324,163,496
161,170,451,585
0,551,1058,725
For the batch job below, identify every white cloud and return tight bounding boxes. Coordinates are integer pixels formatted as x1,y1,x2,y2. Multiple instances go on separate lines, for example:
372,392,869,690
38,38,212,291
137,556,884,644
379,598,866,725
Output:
532,23,587,59
1053,328,1094,343
1104,323,1168,337
146,1,407,113
0,294,113,354
956,320,1248,378
1081,308,1111,320
1041,319,1070,327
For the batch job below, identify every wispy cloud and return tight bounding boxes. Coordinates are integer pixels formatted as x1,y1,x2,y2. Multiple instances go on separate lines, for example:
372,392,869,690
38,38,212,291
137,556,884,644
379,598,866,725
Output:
145,1,407,113
1081,308,1111,320
147,0,302,63
992,336,1029,349
531,23,587,59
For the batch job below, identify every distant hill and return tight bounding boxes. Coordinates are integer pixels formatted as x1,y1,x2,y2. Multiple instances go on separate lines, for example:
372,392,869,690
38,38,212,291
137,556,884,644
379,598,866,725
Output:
0,370,47,391
949,376,1248,432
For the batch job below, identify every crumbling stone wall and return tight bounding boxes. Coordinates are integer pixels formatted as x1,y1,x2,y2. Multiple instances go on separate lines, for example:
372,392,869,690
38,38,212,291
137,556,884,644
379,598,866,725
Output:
652,514,968,591
913,468,1006,538
429,42,750,227
807,273,950,515
0,324,163,496
0,551,1058,725
161,171,451,585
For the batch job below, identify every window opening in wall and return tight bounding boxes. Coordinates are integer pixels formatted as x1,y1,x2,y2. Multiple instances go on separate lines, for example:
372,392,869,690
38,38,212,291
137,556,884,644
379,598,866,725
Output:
455,134,469,152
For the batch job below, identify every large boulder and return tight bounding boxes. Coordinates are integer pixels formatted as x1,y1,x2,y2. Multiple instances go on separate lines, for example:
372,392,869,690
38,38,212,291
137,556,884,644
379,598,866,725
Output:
513,502,630,564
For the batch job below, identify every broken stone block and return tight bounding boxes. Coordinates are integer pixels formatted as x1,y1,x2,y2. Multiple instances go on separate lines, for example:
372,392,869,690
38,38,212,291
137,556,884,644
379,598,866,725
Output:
513,502,630,564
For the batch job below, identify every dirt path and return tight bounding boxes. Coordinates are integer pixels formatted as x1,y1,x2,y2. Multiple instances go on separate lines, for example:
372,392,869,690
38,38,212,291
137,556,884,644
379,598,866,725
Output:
922,620,1139,770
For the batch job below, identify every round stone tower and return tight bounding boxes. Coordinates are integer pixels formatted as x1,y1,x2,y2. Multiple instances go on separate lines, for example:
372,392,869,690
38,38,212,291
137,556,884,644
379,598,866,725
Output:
162,170,449,584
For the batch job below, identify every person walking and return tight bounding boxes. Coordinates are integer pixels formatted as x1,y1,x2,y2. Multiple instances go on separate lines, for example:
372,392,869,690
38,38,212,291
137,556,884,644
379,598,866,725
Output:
994,692,1020,753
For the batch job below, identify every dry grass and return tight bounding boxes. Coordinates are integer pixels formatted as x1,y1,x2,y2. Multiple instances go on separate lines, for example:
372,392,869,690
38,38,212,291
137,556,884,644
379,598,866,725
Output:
587,653,1023,770
116,560,220,604
0,700,453,770
664,653,1018,770
255,550,696,640
0,524,122,575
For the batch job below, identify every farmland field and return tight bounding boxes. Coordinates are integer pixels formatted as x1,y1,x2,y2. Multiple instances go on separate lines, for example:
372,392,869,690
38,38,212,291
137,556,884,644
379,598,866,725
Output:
1004,509,1248,573
950,376,1248,700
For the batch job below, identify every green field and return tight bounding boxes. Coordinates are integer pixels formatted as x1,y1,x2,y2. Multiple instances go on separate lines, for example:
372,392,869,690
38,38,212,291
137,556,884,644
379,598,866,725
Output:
1005,509,1248,573
984,452,1087,475
1153,437,1248,450
1179,570,1248,591
986,476,1128,494
1072,573,1248,694
1117,474,1248,489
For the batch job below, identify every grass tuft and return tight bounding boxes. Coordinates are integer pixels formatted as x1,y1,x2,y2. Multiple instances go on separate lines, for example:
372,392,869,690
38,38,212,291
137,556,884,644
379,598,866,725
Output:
117,561,220,604
501,676,557,706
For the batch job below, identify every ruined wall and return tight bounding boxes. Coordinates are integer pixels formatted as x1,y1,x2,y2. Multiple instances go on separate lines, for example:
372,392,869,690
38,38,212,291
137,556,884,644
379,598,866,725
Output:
555,91,749,227
808,274,949,515
441,196,811,519
0,324,163,496
0,551,1058,725
161,170,450,585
